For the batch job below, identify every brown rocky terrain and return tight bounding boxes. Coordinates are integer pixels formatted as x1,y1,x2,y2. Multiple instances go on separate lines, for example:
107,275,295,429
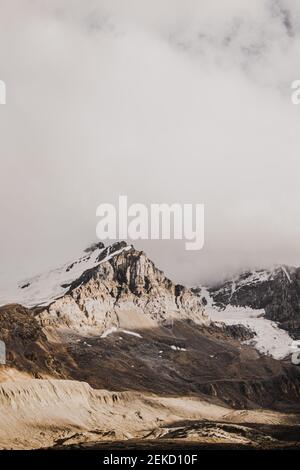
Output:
0,304,72,381
46,321,300,410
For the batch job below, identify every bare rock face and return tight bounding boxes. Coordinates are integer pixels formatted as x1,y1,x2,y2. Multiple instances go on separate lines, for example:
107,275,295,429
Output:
37,243,207,333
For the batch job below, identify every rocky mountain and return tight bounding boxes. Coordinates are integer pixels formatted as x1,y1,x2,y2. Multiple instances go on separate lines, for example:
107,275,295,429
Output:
207,266,300,339
1,243,300,449
33,241,207,334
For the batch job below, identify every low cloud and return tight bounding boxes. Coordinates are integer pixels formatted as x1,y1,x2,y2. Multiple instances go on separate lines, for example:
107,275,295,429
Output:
0,0,300,287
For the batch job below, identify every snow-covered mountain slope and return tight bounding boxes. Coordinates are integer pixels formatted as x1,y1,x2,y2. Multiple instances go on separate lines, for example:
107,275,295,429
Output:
207,265,300,339
208,305,292,361
196,266,298,361
0,241,131,308
208,267,295,306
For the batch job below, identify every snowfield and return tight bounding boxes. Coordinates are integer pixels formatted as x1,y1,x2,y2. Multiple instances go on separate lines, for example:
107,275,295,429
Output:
209,306,292,360
200,288,293,360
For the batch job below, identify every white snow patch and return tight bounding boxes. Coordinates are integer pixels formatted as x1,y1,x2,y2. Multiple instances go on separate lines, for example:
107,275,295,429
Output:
121,330,142,338
234,270,272,287
101,327,142,339
100,327,118,338
170,345,186,352
281,266,292,284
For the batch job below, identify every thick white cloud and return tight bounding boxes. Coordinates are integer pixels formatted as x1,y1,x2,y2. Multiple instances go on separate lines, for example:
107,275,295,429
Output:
0,0,300,286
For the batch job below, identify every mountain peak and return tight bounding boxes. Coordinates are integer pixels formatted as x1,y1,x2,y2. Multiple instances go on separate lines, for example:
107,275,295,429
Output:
36,242,207,333
0,241,131,308
0,241,207,333
83,241,105,253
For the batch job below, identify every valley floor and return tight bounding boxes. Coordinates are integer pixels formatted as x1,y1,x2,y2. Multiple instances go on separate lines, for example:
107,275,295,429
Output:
0,378,299,450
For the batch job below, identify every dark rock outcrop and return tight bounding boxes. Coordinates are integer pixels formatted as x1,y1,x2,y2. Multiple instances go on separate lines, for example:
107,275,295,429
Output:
209,266,300,338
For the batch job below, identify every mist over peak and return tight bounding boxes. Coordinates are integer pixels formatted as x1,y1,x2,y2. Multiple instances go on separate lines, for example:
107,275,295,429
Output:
1,0,300,286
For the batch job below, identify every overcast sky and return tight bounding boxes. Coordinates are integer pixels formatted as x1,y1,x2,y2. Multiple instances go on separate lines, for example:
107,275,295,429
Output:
1,0,300,287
